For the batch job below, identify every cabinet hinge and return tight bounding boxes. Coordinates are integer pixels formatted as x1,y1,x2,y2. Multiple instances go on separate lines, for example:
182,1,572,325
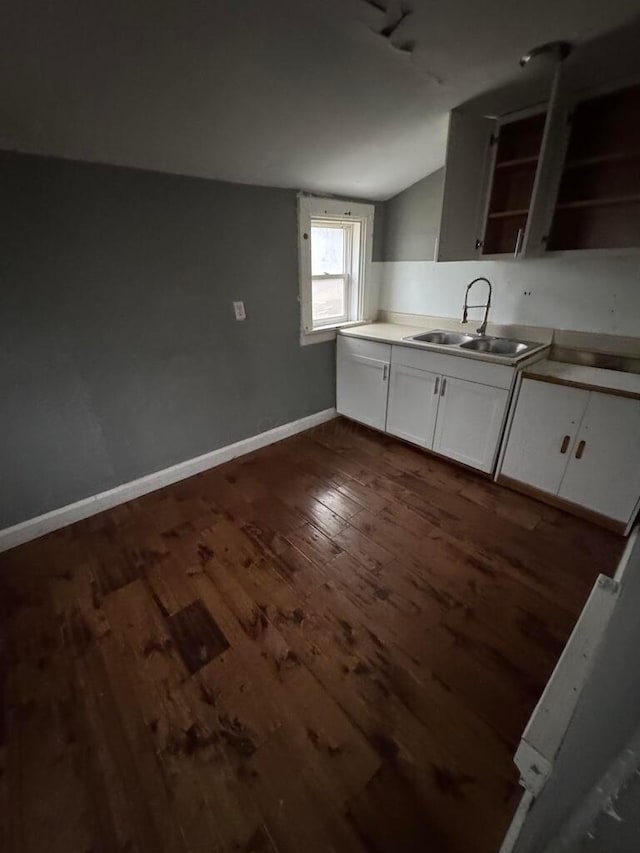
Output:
475,239,484,250
489,133,499,146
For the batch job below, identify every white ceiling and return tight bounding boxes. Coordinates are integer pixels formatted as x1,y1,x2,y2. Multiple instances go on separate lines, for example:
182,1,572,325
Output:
1,0,639,199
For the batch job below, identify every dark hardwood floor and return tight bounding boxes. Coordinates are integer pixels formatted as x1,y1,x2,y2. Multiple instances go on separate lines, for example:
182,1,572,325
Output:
0,418,625,853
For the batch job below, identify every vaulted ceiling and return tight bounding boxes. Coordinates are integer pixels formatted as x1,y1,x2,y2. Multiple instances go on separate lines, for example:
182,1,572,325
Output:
2,0,639,199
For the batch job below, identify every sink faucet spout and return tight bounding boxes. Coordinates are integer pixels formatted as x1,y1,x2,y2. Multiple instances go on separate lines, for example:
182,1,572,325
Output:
462,277,493,336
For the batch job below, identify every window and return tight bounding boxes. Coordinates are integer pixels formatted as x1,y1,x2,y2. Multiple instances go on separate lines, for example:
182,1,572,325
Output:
298,195,375,344
311,220,357,326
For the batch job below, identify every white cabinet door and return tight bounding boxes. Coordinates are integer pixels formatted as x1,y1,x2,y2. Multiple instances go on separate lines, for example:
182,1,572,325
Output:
432,376,509,473
336,352,389,431
386,364,440,449
523,65,571,257
558,392,640,522
501,379,588,494
437,111,495,261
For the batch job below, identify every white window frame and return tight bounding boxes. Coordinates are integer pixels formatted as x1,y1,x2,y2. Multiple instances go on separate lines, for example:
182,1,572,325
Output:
309,218,355,328
298,194,375,345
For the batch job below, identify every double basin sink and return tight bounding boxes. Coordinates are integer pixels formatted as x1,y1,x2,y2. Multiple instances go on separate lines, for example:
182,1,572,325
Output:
403,329,538,357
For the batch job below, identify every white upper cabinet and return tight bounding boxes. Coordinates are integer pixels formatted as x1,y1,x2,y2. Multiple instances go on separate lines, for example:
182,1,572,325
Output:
336,337,390,432
437,112,495,261
437,104,560,261
437,78,640,261
480,109,551,258
545,82,640,252
558,392,640,522
522,66,572,256
386,363,440,449
432,376,509,473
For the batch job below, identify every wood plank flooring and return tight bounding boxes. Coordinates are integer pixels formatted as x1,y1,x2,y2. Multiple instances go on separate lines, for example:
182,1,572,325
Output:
0,417,625,853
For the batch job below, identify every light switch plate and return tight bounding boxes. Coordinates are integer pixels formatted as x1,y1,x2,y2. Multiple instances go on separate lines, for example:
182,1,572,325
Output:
233,301,246,321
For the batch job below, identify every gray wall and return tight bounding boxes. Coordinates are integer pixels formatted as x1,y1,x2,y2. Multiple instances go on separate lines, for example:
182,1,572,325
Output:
570,772,640,852
514,538,640,852
0,152,337,529
381,168,444,261
566,773,640,853
371,200,386,262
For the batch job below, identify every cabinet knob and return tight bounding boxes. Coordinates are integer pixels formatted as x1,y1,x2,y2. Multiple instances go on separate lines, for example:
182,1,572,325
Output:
560,435,570,454
575,439,586,459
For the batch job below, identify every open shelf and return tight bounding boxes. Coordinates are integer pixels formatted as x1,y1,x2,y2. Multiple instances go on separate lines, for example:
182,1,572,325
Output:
495,155,539,171
488,208,530,219
482,111,546,255
549,83,640,251
555,195,640,211
549,202,640,251
564,150,640,170
495,113,546,164
483,212,527,255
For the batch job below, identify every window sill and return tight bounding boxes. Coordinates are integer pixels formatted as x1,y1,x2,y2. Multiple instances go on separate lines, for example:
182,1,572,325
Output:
299,320,370,347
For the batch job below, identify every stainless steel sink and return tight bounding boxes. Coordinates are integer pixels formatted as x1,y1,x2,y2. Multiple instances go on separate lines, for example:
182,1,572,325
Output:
402,328,542,359
406,330,475,345
460,337,530,355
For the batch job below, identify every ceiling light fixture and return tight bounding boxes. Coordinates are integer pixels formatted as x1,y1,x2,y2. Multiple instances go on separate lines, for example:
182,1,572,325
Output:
519,40,572,68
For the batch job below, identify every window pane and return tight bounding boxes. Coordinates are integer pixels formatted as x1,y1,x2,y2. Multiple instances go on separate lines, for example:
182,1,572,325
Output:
311,226,345,275
312,277,346,323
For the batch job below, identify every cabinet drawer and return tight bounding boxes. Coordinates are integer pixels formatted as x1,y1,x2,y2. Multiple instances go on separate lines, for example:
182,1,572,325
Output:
338,335,391,363
391,344,514,390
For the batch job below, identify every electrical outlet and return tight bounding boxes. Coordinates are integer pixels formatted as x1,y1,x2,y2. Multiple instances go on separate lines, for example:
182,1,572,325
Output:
233,301,246,321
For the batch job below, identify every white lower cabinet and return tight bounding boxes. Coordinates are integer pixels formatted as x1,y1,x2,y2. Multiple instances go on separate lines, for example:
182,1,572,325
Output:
336,336,390,431
386,363,440,449
502,377,640,525
557,392,640,523
501,379,587,494
337,334,640,530
337,336,512,473
432,376,509,473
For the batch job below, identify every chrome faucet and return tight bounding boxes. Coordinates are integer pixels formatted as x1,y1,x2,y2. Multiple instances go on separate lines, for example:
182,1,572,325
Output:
462,277,492,336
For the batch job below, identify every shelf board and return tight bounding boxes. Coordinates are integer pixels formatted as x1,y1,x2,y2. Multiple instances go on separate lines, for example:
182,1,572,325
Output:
495,155,539,170
564,150,640,170
555,195,640,212
487,208,529,220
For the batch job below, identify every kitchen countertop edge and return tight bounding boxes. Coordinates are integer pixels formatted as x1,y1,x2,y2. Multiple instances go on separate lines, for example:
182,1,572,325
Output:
339,323,549,367
523,360,640,400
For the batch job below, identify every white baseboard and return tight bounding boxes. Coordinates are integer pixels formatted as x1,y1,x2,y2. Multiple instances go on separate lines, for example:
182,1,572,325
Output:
0,407,337,554
499,790,534,853
515,573,620,797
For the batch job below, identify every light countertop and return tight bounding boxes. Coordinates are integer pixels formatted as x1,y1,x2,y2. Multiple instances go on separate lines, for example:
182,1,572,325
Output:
341,323,429,343
524,359,640,400
340,323,640,396
339,323,549,367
